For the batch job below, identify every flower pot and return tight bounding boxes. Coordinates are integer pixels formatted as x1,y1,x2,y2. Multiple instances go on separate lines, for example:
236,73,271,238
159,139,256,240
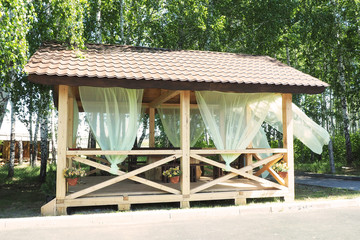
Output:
169,176,180,184
278,172,288,179
67,178,78,186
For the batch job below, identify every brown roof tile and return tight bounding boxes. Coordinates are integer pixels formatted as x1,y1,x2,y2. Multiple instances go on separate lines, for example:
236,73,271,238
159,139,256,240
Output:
24,43,329,94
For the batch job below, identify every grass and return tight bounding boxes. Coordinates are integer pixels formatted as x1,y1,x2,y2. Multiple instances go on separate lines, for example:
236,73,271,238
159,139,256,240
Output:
0,163,46,218
295,184,360,201
295,161,360,175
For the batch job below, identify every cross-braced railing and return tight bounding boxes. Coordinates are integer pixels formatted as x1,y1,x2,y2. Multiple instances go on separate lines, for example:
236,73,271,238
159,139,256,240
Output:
64,148,290,200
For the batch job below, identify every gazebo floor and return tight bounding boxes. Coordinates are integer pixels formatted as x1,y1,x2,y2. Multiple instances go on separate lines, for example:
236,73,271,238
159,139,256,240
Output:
60,176,288,210
38,176,289,215
68,176,278,197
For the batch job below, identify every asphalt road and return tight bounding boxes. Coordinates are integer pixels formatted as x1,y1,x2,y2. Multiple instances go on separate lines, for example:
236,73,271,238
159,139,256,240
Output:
2,206,360,240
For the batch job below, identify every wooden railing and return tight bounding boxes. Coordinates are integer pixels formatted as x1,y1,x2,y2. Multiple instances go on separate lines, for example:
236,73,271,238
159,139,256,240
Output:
65,148,289,200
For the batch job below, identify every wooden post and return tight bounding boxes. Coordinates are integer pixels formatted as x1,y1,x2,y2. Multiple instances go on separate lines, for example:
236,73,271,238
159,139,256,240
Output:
149,108,155,148
246,105,253,174
67,90,75,168
56,85,69,215
282,94,294,202
180,91,190,208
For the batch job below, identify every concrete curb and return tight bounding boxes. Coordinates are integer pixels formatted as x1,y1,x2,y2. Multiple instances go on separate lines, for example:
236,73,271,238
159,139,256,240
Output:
1,198,360,231
298,172,360,181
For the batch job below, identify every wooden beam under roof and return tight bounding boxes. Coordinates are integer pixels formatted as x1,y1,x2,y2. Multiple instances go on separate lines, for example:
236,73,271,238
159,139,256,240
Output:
149,90,180,108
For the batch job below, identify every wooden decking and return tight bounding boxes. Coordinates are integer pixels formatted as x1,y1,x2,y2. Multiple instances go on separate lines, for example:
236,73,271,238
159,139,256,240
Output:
60,175,288,211
69,176,278,198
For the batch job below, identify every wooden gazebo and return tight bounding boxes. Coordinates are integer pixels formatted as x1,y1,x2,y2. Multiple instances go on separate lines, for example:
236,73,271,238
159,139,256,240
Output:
25,43,329,216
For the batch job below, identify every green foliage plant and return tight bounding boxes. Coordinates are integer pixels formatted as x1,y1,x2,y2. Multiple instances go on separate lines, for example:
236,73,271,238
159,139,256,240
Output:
272,161,289,173
162,166,181,178
63,167,86,179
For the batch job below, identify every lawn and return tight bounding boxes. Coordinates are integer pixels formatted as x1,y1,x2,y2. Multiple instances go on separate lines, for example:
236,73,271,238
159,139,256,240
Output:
0,163,46,218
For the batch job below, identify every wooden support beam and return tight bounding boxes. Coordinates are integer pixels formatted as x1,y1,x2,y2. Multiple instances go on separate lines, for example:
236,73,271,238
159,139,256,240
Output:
191,154,287,191
86,169,100,176
67,91,75,168
180,91,191,200
234,197,246,205
246,105,253,174
149,108,155,147
67,89,75,149
118,204,131,211
253,153,262,161
254,154,284,177
190,148,287,154
149,90,180,108
56,85,69,215
191,153,284,194
267,168,286,186
282,94,294,201
67,155,181,199
67,149,182,155
87,155,110,165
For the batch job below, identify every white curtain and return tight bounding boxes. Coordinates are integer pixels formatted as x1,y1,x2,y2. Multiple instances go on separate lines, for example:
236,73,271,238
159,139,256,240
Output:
79,87,144,174
157,107,204,147
195,91,278,169
72,99,79,146
265,96,330,154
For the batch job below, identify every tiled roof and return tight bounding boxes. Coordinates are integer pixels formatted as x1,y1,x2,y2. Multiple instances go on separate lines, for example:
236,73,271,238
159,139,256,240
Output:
25,43,329,93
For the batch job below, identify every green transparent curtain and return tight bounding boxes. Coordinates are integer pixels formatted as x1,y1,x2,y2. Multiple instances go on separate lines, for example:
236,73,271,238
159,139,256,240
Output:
196,92,330,170
79,87,143,174
156,106,204,147
195,91,277,170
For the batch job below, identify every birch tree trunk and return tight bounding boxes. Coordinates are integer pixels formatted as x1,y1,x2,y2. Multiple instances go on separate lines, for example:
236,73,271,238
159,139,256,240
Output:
29,95,34,166
119,0,124,44
40,115,49,182
18,139,23,165
328,138,335,173
96,0,101,43
7,101,15,178
338,54,353,166
0,88,9,128
32,119,40,167
137,114,148,148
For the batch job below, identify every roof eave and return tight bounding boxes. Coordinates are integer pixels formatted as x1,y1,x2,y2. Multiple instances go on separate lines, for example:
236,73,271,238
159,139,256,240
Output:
28,74,328,95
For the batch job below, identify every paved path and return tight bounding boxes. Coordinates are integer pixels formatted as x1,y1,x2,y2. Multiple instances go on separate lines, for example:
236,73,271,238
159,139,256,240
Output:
2,206,360,240
295,175,360,191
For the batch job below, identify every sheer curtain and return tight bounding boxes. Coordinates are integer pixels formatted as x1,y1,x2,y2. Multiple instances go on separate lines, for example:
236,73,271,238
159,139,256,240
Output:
72,98,79,146
265,96,330,154
195,91,278,169
79,87,143,174
157,107,204,147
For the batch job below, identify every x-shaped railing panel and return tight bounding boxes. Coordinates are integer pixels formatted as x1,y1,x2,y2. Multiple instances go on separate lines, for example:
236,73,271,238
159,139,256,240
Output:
190,153,287,194
66,155,181,199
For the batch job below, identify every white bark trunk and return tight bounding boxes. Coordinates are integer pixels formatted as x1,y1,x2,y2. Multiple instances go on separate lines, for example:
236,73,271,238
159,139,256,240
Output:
0,88,9,128
18,139,23,165
338,54,353,166
96,0,101,43
328,139,335,173
32,119,40,167
8,101,15,178
120,0,124,44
